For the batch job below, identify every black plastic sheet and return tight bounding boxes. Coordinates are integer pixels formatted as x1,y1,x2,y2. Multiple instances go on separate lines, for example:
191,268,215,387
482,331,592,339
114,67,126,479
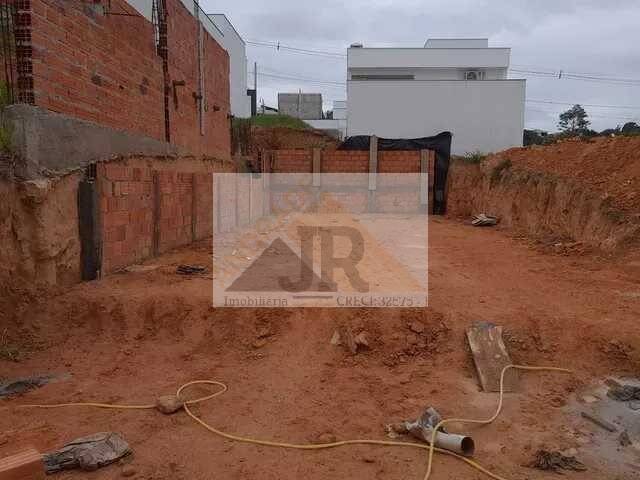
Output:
339,132,452,214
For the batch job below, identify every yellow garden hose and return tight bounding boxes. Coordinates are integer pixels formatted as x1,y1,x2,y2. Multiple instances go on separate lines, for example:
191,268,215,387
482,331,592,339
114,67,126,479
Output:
19,365,571,480
423,365,572,480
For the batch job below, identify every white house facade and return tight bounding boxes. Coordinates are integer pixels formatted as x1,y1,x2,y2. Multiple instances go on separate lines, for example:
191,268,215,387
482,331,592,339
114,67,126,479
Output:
304,100,348,139
209,14,252,118
346,38,525,155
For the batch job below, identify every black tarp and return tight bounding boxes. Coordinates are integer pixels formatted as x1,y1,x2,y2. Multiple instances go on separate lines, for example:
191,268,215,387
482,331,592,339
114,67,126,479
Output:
338,132,452,214
78,178,100,280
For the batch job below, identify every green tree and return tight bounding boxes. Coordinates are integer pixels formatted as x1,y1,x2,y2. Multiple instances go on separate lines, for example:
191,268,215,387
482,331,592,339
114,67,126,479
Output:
558,104,591,135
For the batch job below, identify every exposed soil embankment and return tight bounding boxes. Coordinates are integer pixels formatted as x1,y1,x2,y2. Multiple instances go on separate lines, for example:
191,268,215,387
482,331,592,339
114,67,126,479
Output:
447,137,640,251
0,174,82,287
250,126,339,153
0,173,82,332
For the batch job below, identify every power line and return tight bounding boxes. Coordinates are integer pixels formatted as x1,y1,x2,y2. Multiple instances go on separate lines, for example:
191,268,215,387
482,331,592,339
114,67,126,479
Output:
251,68,640,111
244,38,640,87
527,99,640,110
257,66,347,85
249,70,346,88
511,68,640,86
512,64,640,83
246,40,346,59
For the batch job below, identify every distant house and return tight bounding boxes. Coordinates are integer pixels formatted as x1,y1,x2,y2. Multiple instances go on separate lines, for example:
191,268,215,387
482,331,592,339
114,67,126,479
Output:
346,38,525,154
305,100,348,140
209,14,252,118
278,93,323,120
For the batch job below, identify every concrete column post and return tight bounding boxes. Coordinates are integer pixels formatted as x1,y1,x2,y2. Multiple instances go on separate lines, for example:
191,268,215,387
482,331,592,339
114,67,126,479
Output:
368,135,378,190
262,150,271,216
367,135,378,212
420,149,429,211
312,147,322,187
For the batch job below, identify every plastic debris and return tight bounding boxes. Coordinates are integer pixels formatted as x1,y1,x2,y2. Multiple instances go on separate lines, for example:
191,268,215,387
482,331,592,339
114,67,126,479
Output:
176,264,207,275
530,450,586,472
43,432,131,473
607,383,640,402
0,373,69,397
471,213,498,227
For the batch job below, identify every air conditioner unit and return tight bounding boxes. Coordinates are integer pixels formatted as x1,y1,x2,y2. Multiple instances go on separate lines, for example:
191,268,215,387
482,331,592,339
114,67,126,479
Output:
464,70,485,81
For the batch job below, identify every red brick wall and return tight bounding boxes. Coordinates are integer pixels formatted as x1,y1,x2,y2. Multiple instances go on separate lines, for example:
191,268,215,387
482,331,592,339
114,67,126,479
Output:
97,149,432,273
28,0,230,158
378,150,421,172
99,163,155,272
166,0,231,158
268,148,434,215
322,150,369,173
270,149,431,175
157,171,195,253
98,156,232,273
271,149,313,173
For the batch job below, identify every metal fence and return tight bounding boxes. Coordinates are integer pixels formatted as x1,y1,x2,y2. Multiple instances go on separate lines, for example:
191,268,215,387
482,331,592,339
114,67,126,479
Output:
0,0,33,105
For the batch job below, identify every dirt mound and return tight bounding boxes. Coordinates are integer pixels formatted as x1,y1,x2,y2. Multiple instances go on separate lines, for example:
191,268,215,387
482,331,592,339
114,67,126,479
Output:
249,126,339,154
489,136,640,214
446,136,640,252
3,219,640,479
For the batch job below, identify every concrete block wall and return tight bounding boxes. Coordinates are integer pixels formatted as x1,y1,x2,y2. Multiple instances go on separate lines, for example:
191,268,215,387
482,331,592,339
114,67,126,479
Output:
24,0,231,159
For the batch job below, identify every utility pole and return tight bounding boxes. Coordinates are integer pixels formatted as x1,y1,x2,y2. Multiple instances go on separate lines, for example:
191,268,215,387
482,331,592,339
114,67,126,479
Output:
254,61,257,92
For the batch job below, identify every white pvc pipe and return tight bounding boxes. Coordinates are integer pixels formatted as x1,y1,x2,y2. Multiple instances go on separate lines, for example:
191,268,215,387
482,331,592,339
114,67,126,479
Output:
433,431,475,456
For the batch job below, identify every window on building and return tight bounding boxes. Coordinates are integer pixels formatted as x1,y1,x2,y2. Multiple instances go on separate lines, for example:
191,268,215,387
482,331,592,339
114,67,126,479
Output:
351,74,415,80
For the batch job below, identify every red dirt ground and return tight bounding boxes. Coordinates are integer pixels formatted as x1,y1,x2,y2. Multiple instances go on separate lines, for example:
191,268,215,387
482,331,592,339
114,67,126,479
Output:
489,136,640,214
1,218,640,480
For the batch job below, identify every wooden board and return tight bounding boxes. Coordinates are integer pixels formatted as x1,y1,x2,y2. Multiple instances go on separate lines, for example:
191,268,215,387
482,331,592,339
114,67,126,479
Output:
0,448,45,480
466,323,517,392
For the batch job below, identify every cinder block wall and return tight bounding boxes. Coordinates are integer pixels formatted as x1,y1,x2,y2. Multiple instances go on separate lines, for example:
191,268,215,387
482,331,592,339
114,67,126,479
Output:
25,0,231,159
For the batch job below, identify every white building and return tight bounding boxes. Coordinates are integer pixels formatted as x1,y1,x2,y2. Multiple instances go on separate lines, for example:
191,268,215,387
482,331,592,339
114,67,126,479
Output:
209,14,252,118
347,38,525,154
304,100,348,139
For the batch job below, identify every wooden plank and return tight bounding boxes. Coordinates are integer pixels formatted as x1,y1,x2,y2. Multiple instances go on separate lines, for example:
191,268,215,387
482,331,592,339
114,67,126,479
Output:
466,323,517,392
0,448,45,480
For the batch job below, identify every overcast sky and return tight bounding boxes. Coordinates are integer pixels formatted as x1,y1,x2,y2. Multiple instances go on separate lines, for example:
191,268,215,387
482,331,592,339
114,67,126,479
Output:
202,0,640,132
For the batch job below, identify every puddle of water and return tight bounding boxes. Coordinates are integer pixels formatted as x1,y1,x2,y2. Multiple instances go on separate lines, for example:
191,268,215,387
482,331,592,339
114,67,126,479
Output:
563,377,640,478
